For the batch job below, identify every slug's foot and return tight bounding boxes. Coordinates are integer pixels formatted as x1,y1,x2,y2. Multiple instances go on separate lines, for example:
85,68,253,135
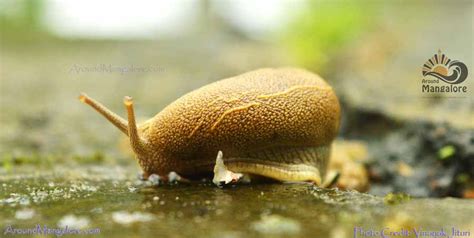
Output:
213,151,243,187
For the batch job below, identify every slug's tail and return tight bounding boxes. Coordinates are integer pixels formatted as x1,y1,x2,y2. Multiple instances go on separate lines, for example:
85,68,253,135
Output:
79,93,129,135
78,93,147,155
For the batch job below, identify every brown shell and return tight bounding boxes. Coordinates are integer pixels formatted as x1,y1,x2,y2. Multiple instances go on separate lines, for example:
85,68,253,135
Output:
139,68,341,177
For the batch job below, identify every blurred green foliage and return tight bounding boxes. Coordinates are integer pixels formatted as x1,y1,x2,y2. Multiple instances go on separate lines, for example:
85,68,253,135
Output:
0,0,43,27
281,1,375,72
0,0,48,43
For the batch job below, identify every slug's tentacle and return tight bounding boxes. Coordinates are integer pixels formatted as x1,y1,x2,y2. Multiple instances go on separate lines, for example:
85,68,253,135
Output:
123,96,147,155
79,93,128,135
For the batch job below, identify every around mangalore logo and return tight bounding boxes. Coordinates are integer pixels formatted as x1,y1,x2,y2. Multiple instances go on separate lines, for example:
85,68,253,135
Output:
421,50,468,93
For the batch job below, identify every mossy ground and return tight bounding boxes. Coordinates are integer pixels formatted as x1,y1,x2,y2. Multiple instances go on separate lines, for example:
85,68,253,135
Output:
1,164,473,238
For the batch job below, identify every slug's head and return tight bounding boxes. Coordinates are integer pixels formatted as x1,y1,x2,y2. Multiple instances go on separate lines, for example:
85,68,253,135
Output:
79,93,162,178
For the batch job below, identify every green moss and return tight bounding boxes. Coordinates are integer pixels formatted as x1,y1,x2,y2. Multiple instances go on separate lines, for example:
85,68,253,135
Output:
1,159,13,172
438,145,456,160
383,193,411,205
0,152,110,171
455,173,469,184
0,153,43,166
72,152,106,164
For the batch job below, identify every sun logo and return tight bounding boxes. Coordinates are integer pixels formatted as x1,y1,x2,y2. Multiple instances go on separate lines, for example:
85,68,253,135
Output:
422,50,468,84
422,50,450,76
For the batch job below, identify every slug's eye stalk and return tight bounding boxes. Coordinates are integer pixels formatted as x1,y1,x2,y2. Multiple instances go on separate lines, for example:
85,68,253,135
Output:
123,96,147,155
79,93,128,135
78,93,147,156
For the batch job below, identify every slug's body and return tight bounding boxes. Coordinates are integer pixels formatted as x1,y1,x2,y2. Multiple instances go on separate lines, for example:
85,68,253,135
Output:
80,68,340,185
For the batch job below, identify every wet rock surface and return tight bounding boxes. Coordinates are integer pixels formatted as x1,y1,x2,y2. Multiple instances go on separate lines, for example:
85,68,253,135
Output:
1,166,473,238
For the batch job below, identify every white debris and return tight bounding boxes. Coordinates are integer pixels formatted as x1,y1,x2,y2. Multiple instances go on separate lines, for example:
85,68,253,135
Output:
1,193,30,206
69,183,97,193
112,211,154,225
212,151,243,186
58,215,90,229
31,190,48,203
147,174,161,185
15,209,35,220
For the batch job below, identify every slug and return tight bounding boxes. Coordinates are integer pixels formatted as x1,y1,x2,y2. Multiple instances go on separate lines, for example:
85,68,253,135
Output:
79,68,340,185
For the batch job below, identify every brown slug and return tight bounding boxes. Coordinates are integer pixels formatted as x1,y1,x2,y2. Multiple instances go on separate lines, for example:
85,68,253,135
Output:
79,68,341,185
